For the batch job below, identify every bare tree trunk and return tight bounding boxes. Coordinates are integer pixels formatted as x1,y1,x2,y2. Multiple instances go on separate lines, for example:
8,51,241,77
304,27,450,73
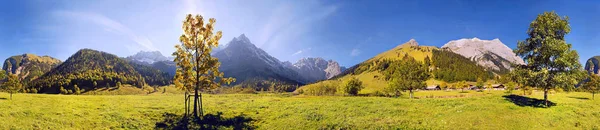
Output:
10,93,12,100
544,88,548,107
409,89,413,99
593,93,595,100
193,87,199,119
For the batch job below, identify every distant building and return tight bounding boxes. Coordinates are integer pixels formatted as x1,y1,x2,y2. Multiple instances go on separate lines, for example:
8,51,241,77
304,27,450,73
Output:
469,85,479,90
493,84,505,90
424,85,441,90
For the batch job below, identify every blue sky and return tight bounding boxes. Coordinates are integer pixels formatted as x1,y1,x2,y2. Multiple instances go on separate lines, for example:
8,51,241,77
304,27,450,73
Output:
1,0,599,67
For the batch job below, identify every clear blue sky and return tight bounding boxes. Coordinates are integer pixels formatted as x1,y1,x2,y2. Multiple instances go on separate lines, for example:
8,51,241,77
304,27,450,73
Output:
1,0,599,67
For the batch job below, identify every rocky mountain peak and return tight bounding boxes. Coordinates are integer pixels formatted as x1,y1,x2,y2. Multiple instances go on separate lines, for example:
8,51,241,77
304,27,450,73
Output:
397,39,419,48
585,56,600,75
286,57,344,82
441,38,525,73
126,50,169,64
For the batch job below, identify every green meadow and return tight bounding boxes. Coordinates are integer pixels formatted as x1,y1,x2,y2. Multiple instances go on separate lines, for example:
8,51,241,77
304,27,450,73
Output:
1,89,600,129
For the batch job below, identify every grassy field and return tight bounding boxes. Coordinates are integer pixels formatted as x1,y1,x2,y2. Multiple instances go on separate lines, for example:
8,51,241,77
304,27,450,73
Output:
1,90,600,129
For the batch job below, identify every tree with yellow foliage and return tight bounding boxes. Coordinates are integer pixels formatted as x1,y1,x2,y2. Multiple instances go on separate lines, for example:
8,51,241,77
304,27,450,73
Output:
172,14,235,119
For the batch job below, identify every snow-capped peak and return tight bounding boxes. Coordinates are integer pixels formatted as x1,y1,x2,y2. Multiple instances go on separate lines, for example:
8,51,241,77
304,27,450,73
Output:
126,50,169,64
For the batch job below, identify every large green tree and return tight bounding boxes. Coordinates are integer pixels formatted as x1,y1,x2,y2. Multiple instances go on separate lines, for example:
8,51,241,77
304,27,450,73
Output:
173,14,235,119
514,11,585,106
583,74,600,100
385,56,429,98
2,74,22,100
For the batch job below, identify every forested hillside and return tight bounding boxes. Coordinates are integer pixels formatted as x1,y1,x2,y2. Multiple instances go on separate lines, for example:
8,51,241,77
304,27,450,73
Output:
431,49,494,82
128,61,172,86
30,49,145,93
302,39,494,95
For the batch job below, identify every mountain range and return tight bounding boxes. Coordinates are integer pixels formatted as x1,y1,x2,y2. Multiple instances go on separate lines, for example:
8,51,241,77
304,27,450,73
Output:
441,38,524,74
306,39,497,94
125,51,176,76
213,34,306,89
1,34,526,94
283,58,346,83
120,34,346,91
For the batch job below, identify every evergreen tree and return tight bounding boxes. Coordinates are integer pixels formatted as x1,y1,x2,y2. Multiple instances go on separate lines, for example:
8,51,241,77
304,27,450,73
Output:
514,11,586,106
424,55,431,67
173,14,235,119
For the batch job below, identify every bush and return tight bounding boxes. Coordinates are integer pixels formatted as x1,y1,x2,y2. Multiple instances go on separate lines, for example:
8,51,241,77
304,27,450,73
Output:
338,77,363,96
302,81,339,96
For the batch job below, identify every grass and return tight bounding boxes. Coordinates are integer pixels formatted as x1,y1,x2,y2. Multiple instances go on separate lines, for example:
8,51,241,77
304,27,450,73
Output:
1,90,600,129
301,44,451,95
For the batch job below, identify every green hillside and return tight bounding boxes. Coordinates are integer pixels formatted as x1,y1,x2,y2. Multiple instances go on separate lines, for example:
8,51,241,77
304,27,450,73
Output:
128,61,172,86
303,39,493,95
30,49,145,93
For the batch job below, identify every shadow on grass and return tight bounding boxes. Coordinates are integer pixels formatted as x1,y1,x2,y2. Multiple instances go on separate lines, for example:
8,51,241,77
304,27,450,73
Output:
155,112,255,130
502,94,556,108
567,96,590,100
0,97,6,100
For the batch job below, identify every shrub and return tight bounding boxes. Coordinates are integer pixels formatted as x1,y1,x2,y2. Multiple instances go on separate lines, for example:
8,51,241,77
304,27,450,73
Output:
302,81,338,96
338,77,363,96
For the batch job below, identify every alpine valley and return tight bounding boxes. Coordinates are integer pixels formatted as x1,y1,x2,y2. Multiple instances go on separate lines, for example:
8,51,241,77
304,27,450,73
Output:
2,35,523,94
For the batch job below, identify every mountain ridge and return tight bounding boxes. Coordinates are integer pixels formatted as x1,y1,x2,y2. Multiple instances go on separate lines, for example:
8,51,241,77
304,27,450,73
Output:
2,54,62,85
441,38,524,74
213,34,305,90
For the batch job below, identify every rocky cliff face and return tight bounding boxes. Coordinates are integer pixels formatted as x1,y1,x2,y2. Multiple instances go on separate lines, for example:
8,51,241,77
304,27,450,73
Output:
213,34,306,86
2,54,61,83
441,38,524,74
125,51,176,76
126,51,169,64
285,57,344,83
585,56,600,75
